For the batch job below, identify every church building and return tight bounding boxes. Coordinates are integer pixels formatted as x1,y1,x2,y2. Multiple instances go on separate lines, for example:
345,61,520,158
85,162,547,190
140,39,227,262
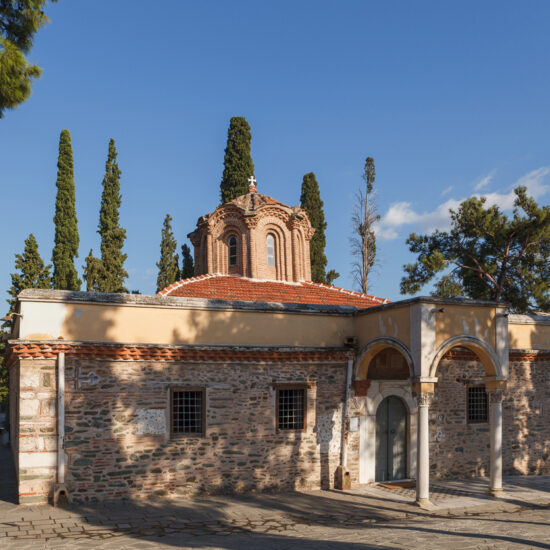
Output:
6,180,550,506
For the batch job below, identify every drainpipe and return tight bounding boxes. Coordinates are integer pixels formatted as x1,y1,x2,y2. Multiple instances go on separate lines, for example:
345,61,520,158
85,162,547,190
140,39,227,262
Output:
57,352,65,484
338,358,353,482
54,352,69,505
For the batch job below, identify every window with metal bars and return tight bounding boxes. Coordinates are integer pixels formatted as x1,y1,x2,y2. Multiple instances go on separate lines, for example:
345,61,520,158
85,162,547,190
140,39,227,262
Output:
171,388,205,436
277,387,306,430
467,386,488,423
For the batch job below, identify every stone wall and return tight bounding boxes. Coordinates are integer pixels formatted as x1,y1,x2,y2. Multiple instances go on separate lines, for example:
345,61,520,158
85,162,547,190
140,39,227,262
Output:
429,358,550,479
62,358,347,502
14,359,57,504
503,358,550,475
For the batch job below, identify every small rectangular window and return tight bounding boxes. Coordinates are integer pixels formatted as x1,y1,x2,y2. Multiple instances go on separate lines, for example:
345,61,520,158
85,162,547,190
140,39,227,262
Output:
171,388,205,436
468,386,488,423
277,387,306,430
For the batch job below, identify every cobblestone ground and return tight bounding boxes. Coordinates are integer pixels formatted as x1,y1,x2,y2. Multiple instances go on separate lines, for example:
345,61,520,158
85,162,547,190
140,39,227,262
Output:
1,501,549,549
1,447,549,549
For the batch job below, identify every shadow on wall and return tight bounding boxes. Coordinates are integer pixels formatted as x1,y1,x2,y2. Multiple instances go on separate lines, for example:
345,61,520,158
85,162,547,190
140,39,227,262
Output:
431,311,550,479
56,300,353,545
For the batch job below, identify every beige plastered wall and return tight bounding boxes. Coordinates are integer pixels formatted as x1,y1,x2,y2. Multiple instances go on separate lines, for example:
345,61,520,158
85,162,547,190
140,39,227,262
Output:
434,305,496,350
355,306,411,348
18,300,354,348
508,318,550,350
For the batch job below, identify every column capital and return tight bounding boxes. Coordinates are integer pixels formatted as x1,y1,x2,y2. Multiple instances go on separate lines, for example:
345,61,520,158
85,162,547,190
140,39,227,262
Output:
416,393,433,407
487,389,504,404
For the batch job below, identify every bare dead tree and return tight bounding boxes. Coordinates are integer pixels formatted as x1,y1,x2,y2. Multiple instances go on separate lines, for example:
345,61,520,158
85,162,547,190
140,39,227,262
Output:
350,157,379,294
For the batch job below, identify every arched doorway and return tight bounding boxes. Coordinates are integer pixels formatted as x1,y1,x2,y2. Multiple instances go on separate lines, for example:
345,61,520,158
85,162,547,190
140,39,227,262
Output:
375,396,407,481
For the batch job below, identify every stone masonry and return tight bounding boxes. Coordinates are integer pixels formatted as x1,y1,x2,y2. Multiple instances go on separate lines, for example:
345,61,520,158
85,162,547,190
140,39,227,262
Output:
58,357,347,502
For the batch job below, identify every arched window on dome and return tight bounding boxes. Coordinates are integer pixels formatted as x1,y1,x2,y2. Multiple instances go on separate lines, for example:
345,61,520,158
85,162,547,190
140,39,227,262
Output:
266,234,276,267
228,236,237,266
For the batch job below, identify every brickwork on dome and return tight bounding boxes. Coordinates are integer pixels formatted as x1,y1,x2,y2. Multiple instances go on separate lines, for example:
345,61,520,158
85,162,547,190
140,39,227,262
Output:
187,191,314,282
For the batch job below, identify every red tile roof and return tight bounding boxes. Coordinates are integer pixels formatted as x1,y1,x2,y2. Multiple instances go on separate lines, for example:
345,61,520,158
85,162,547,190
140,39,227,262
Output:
158,274,388,309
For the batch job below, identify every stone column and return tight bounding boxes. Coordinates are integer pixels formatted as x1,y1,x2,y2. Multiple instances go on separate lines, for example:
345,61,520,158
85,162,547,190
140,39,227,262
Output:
488,390,504,496
416,392,432,506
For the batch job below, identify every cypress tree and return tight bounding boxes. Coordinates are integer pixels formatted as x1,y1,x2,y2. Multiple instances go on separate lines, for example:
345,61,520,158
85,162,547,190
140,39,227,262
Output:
180,243,194,279
52,129,80,290
8,234,51,313
156,214,179,292
300,172,339,284
220,117,255,204
83,249,102,292
97,139,127,293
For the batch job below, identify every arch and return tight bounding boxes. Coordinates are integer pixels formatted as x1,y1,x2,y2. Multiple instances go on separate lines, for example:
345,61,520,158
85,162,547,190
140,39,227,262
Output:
367,384,417,417
430,335,503,378
356,337,414,380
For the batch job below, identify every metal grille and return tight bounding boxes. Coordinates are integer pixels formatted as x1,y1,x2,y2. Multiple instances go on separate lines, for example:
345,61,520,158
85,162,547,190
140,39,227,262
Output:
173,390,203,434
468,386,488,423
278,388,305,430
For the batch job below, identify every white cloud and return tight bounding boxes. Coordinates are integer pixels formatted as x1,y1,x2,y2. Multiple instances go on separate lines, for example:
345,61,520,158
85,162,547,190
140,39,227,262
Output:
474,170,496,191
441,185,453,196
376,166,550,241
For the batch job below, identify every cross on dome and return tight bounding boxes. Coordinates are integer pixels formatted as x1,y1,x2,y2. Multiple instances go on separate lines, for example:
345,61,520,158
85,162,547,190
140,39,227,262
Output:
248,175,257,191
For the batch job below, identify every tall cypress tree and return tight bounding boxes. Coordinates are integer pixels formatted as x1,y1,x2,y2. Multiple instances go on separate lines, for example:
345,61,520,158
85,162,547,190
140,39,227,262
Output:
97,138,127,293
8,234,51,313
300,172,339,284
220,117,255,204
52,129,80,290
156,214,179,292
180,243,194,279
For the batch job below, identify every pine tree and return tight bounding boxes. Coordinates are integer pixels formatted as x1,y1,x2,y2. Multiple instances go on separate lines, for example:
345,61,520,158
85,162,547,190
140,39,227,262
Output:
52,129,80,290
180,243,194,279
97,139,128,293
83,250,102,292
8,234,51,313
220,117,255,204
401,186,550,313
156,214,179,292
300,172,339,284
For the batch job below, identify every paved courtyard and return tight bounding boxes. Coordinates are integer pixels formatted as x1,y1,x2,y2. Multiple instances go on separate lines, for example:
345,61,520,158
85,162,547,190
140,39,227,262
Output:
1,446,549,549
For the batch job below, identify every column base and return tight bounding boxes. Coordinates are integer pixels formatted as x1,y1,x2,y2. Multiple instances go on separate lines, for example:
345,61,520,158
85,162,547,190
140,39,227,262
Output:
488,487,504,498
415,497,435,510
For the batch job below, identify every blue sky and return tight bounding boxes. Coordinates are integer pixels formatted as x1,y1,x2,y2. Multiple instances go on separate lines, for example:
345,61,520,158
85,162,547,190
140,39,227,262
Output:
1,1,549,302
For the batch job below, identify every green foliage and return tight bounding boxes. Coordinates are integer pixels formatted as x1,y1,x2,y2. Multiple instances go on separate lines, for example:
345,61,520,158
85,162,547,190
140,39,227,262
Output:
300,172,328,283
364,156,375,194
401,186,550,313
83,249,102,292
220,117,255,204
8,233,51,313
180,243,194,279
97,139,127,293
325,269,340,286
156,214,179,292
0,0,56,117
52,129,80,290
